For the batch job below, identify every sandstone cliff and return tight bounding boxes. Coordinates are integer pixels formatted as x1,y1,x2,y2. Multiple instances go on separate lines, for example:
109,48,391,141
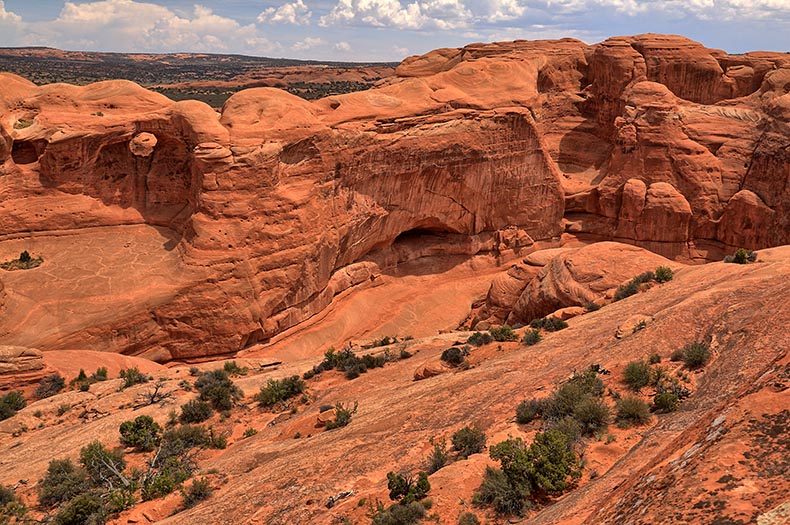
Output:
0,34,788,360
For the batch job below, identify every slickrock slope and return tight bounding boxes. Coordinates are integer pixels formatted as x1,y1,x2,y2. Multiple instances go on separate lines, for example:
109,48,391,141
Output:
0,243,787,525
1,34,789,361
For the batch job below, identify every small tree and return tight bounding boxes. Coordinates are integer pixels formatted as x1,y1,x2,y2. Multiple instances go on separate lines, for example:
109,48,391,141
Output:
179,400,213,424
622,360,651,391
38,459,90,507
119,415,162,452
254,375,305,408
119,367,149,389
79,441,128,490
194,369,243,411
426,438,448,474
386,471,430,504
451,426,486,459
35,374,66,399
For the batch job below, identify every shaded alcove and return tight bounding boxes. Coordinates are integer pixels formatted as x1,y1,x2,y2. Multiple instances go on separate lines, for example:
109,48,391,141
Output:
11,139,47,165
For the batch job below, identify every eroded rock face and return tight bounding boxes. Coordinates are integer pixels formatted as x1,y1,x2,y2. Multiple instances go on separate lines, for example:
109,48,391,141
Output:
507,242,674,324
0,33,789,360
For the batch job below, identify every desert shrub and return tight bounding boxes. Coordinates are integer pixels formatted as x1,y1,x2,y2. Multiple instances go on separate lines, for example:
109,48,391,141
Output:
0,391,25,421
182,478,212,509
615,396,651,428
194,369,243,411
79,441,126,489
141,473,177,501
670,348,686,362
543,367,604,422
370,336,395,347
307,347,385,380
189,366,200,376
53,492,104,525
654,266,674,283
682,342,711,369
440,347,464,366
179,400,213,424
529,317,568,332
254,375,306,408
489,325,518,342
35,374,66,399
653,392,679,413
369,499,429,525
326,402,358,430
648,353,662,364
399,349,412,359
572,397,610,436
614,280,640,301
724,248,756,264
38,459,90,507
546,416,583,445
223,361,248,376
515,398,546,424
243,427,258,438
426,438,448,474
584,302,601,312
467,332,493,347
119,415,162,452
0,484,14,507
521,329,542,346
451,426,486,459
623,360,651,391
119,367,149,389
458,512,480,525
473,466,528,516
92,367,108,381
387,471,430,504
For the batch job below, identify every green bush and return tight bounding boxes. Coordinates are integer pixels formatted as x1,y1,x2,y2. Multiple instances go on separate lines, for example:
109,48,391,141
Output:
670,348,686,362
194,369,243,411
543,367,604,421
179,400,213,424
467,332,493,347
653,392,679,413
440,347,465,366
326,402,358,430
614,280,640,301
223,360,248,376
615,396,651,428
53,492,104,525
584,302,601,312
119,415,162,451
547,416,582,445
572,398,610,436
682,342,711,369
654,266,674,283
38,459,90,507
623,360,651,391
529,317,568,332
515,398,545,424
141,473,177,501
79,441,126,488
724,248,756,264
182,478,212,508
458,512,480,525
119,367,149,389
0,391,25,421
254,375,306,408
451,426,486,459
306,347,386,381
426,438,448,474
489,325,518,342
521,329,542,346
473,466,528,516
387,471,430,504
35,374,66,399
369,499,430,525
648,353,661,364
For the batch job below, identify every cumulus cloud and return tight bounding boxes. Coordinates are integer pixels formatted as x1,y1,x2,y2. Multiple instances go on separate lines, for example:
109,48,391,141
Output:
319,0,473,30
0,0,281,54
334,41,352,51
291,36,326,51
258,0,312,25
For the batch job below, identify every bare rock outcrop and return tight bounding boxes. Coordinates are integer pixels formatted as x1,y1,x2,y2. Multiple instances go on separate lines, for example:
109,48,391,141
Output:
507,242,674,324
1,33,789,360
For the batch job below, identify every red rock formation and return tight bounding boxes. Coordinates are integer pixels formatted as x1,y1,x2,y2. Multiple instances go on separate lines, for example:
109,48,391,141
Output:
0,34,789,360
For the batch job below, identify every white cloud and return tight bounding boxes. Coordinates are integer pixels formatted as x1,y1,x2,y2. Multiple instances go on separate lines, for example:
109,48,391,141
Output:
334,41,352,51
291,36,326,51
0,0,281,54
319,0,473,29
257,0,312,25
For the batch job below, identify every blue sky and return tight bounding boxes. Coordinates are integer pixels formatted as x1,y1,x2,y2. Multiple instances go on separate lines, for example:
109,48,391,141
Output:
0,0,788,61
